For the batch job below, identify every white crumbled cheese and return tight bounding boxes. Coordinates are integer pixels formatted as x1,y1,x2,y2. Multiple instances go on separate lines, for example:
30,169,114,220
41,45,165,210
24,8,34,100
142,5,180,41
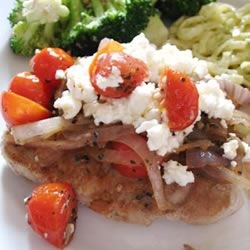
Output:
84,82,160,126
242,141,250,162
95,66,123,90
135,119,159,134
55,69,66,80
136,115,198,156
221,139,239,160
66,57,98,103
197,79,235,120
124,33,208,83
231,161,237,168
22,0,69,24
54,90,81,119
162,160,195,186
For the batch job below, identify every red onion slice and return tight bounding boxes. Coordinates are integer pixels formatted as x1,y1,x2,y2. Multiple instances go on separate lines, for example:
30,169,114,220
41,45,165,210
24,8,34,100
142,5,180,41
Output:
219,79,250,105
186,149,230,169
114,133,171,211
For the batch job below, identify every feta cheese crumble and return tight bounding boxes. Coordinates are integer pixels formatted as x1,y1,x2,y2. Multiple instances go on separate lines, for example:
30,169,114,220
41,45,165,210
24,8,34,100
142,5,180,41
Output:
162,160,194,187
55,69,66,80
95,66,123,90
83,82,160,126
197,79,235,120
54,90,81,119
221,139,239,160
22,0,69,24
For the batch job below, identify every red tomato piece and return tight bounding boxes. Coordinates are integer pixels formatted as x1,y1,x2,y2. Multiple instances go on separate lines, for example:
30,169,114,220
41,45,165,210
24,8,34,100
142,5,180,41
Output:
9,72,53,109
163,69,199,131
26,183,77,249
1,91,52,127
89,40,124,78
31,48,74,88
111,142,148,178
91,52,149,98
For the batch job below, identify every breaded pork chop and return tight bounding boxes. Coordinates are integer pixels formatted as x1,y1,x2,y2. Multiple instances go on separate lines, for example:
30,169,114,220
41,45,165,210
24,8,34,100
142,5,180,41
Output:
2,133,243,225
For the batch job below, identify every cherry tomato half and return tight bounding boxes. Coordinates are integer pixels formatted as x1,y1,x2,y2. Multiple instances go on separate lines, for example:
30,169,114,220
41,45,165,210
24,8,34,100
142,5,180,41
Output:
31,48,74,88
1,91,51,127
89,40,124,78
9,72,53,109
91,52,149,98
163,69,199,131
111,142,148,178
26,182,77,249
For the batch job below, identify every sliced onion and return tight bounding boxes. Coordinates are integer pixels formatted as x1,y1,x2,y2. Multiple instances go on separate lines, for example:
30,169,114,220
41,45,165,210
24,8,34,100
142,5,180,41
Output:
219,80,250,106
84,147,141,166
26,124,135,150
114,133,171,211
11,117,71,145
186,149,230,169
203,165,250,190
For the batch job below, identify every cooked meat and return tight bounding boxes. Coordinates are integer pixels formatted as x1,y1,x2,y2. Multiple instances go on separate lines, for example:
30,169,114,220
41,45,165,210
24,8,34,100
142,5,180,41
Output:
2,132,243,225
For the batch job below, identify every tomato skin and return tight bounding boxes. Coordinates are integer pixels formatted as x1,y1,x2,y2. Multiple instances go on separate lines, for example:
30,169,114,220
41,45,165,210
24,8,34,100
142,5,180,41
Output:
1,91,52,127
31,48,74,88
163,69,199,131
89,40,124,78
111,142,148,178
9,72,52,109
91,52,149,98
26,183,77,249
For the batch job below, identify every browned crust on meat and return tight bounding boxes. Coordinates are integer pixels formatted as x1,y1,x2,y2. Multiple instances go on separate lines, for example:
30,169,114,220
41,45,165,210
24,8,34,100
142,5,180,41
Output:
2,133,244,225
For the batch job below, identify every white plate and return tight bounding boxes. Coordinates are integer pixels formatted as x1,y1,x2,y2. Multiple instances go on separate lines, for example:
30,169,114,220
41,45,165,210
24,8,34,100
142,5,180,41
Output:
0,1,249,249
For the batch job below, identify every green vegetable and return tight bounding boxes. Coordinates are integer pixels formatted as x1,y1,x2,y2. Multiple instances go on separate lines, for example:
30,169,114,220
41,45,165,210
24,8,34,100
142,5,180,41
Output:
9,0,70,56
143,12,169,47
10,21,61,56
62,0,154,56
8,0,154,57
156,0,217,20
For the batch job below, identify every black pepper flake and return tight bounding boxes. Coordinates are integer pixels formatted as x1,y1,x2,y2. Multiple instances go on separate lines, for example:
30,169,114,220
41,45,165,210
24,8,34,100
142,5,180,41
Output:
97,153,104,160
93,131,99,146
145,192,152,197
75,154,90,162
135,194,144,200
130,160,136,164
180,77,186,82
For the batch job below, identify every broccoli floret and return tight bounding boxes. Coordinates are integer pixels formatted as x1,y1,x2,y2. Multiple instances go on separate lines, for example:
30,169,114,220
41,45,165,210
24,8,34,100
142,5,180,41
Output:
10,21,60,56
8,0,25,27
156,0,217,20
143,13,168,47
9,0,70,56
63,0,154,56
